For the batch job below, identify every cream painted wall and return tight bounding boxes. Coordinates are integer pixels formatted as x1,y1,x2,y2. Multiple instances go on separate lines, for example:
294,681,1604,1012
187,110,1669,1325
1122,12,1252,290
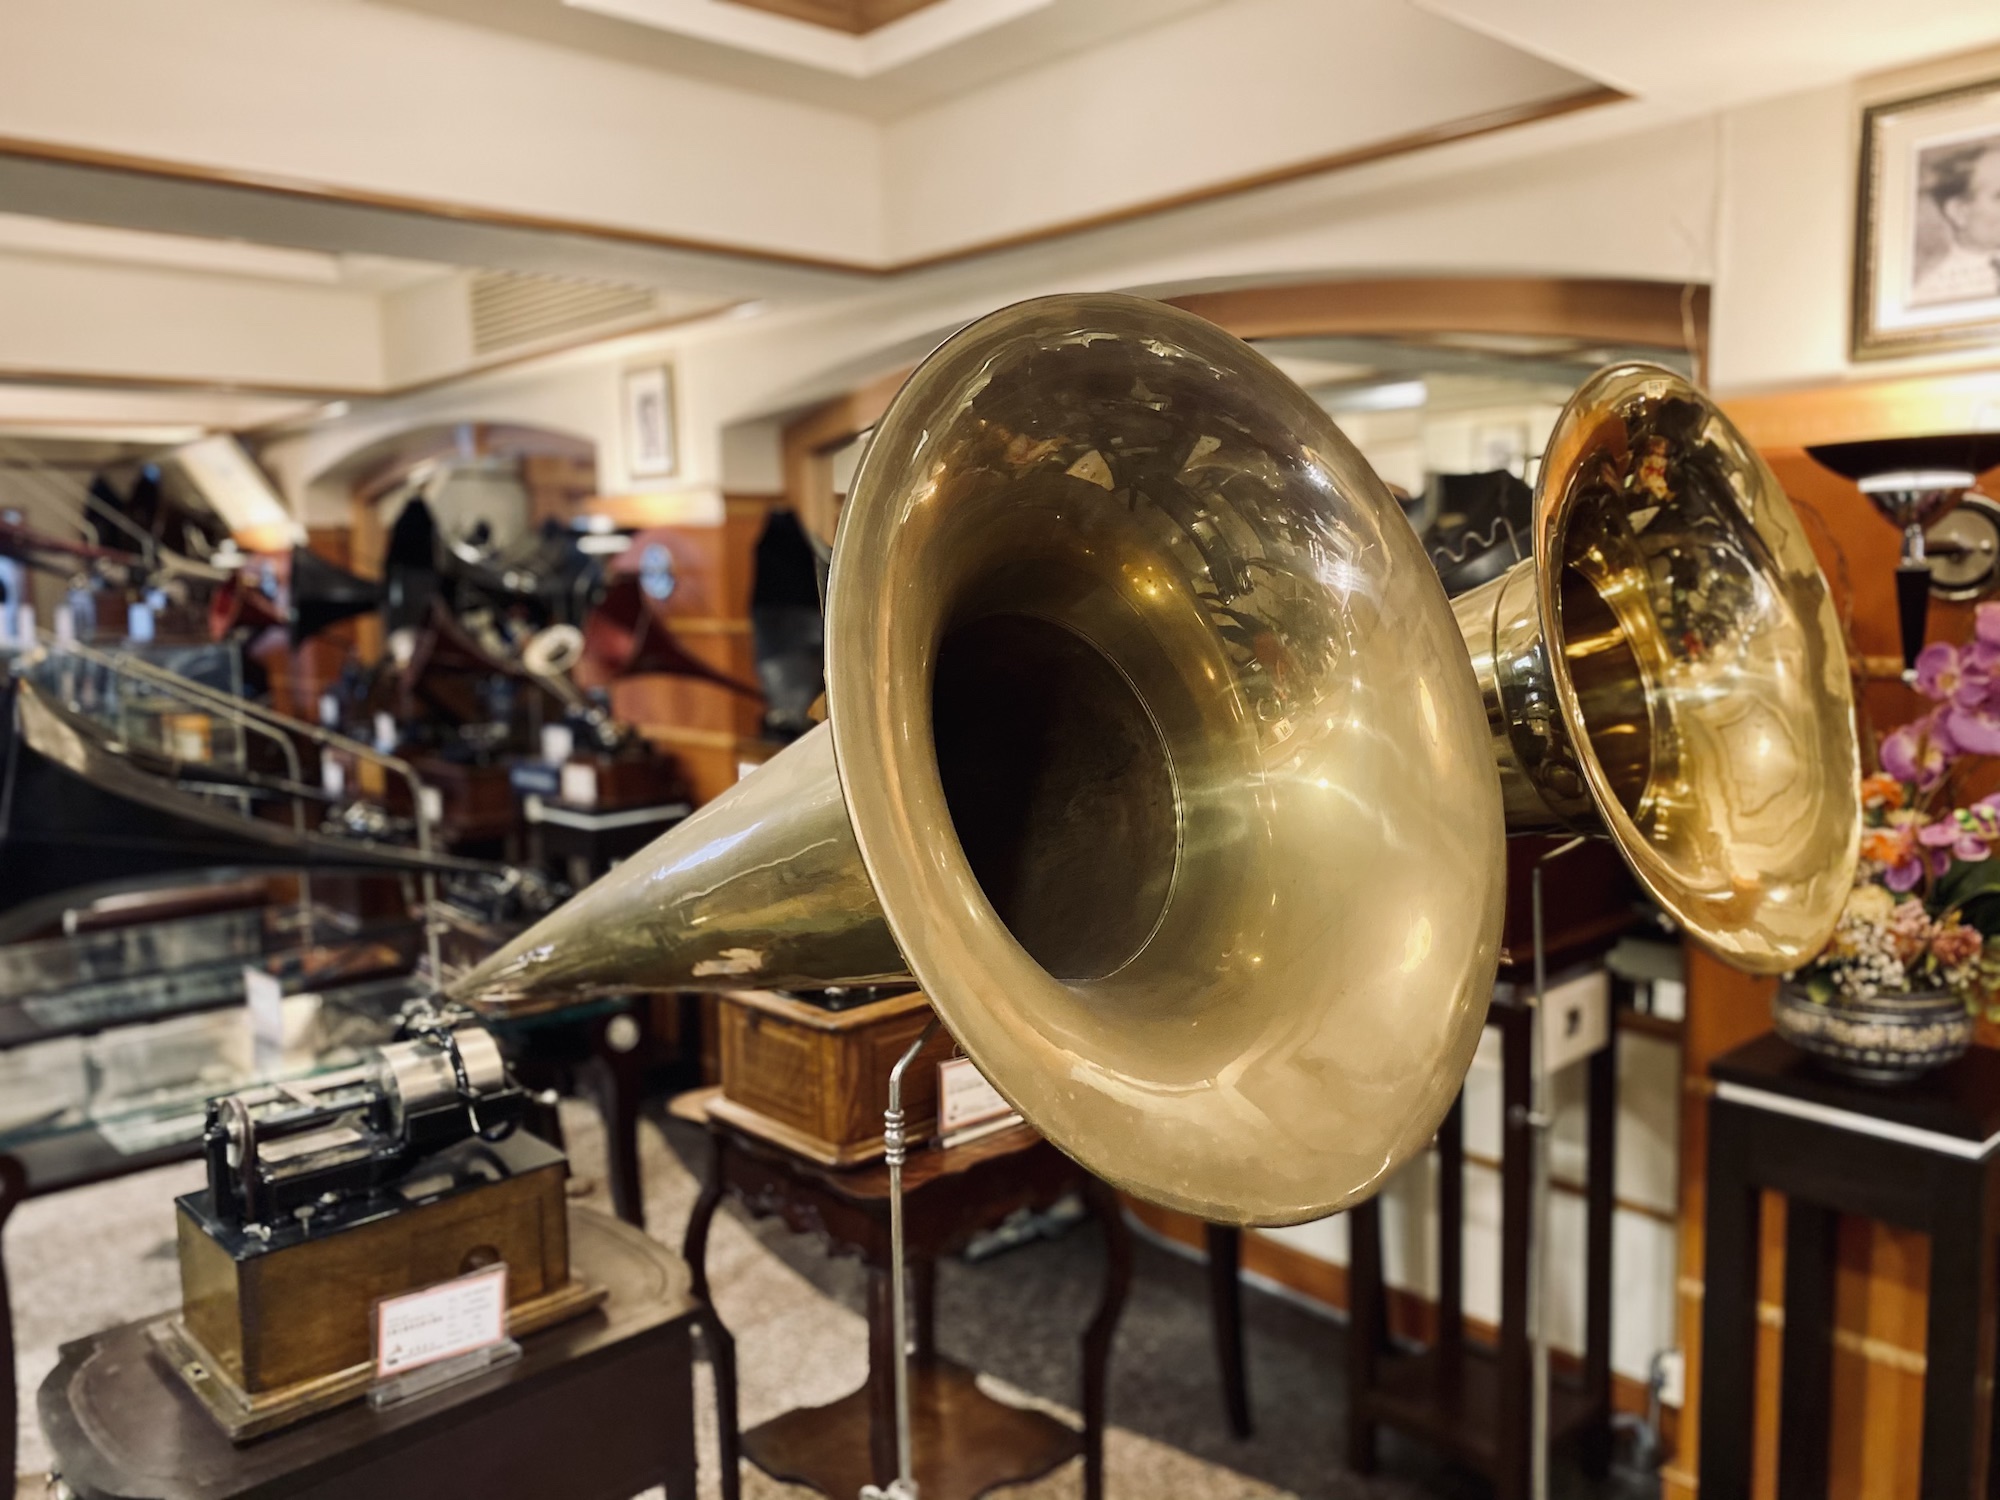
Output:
881,0,1588,261
1709,48,2000,393
260,107,1717,514
0,254,383,389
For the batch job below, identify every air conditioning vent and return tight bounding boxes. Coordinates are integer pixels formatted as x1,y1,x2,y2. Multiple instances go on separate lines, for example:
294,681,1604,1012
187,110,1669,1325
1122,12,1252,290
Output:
468,271,662,357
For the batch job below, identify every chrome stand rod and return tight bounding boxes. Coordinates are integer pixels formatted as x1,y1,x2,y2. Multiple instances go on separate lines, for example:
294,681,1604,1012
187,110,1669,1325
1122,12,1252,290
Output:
860,1017,941,1500
1528,835,1586,1500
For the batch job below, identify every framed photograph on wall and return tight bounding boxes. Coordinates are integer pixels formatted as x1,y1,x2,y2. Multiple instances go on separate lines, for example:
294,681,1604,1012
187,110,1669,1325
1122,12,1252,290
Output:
1856,77,2000,358
623,365,677,478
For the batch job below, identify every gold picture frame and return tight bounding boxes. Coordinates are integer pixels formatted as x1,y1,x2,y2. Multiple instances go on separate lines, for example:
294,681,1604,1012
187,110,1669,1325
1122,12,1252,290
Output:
1855,76,2000,359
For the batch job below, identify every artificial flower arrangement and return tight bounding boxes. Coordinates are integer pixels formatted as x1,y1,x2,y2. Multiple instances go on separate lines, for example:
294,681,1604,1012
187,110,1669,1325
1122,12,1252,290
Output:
1794,602,2000,1014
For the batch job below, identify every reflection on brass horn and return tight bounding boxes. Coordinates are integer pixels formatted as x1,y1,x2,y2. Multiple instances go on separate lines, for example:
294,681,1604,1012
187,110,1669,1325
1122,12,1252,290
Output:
452,294,1509,1226
448,296,1860,1227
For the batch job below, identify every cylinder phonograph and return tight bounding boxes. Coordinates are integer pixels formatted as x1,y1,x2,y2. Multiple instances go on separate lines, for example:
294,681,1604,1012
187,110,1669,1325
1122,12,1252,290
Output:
444,294,1860,1230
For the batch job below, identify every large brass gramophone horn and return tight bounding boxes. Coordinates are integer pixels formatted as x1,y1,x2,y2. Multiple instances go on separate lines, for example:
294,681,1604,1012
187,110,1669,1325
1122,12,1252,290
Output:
450,296,1859,1225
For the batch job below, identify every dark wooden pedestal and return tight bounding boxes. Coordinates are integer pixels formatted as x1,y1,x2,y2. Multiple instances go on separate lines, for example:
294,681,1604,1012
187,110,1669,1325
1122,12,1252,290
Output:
1346,985,1618,1500
673,1088,1130,1500
1201,983,1621,1489
1698,1034,2000,1500
34,1209,700,1500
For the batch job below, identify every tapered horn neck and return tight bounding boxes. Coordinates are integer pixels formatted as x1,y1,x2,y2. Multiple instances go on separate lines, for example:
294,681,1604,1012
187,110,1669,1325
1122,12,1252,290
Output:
446,722,904,1015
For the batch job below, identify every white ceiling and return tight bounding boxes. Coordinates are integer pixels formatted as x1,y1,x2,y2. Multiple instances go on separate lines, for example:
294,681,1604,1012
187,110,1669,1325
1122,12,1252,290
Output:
2,0,2000,439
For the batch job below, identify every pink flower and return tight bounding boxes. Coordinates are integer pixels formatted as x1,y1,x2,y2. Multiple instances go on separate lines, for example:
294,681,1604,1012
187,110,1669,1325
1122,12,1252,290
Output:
1932,919,1984,968
1944,697,2000,755
1966,603,2000,672
1880,712,1954,790
1919,813,1988,864
1916,641,1965,702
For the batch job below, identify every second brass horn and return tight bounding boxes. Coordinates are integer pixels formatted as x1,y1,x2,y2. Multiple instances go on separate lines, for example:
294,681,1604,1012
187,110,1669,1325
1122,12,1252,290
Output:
1455,363,1859,972
452,293,1508,1227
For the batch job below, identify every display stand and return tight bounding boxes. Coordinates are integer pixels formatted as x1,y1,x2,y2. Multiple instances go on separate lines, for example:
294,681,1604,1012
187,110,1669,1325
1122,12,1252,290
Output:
1344,844,1619,1500
33,1209,701,1500
1697,1034,2000,1500
672,1086,1129,1500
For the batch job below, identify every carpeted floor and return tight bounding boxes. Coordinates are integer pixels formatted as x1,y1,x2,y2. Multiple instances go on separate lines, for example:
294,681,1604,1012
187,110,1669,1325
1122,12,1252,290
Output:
8,1102,1662,1499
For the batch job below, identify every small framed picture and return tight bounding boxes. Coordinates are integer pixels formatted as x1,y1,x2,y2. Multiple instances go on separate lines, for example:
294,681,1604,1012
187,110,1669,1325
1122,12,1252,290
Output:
1856,78,2000,358
623,365,677,479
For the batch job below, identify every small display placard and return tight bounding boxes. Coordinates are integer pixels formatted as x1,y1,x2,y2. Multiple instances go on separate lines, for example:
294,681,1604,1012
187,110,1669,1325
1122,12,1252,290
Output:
560,760,600,808
938,1056,1018,1141
374,1265,509,1380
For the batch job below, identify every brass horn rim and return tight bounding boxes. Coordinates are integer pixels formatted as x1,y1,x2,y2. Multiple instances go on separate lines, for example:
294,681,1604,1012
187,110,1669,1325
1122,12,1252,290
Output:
1529,361,1861,973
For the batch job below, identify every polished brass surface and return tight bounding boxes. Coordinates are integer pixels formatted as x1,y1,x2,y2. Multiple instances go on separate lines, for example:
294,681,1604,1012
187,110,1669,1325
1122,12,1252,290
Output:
1454,364,1860,972
451,319,1860,1220
454,293,1507,1225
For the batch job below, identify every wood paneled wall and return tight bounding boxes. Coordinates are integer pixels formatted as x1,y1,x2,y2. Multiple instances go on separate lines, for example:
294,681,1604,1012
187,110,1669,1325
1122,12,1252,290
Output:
1663,397,2000,1500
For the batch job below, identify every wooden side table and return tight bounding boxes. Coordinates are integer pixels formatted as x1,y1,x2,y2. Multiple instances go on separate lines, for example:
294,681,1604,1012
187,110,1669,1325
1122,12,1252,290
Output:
672,1088,1130,1500
1344,982,1619,1500
34,1208,700,1500
1698,1034,2000,1500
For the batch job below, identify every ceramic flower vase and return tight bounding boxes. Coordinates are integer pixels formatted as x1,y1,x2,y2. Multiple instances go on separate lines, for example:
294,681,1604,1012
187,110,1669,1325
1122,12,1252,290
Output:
1771,980,1972,1085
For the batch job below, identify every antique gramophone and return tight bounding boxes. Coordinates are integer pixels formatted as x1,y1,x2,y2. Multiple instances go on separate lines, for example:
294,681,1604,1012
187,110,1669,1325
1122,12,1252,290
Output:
440,296,1858,1495
159,1007,599,1440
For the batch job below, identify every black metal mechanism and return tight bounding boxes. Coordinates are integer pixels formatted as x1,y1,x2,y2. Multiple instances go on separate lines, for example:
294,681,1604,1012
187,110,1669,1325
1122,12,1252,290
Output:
197,1009,529,1233
1808,434,2000,672
1415,469,1536,598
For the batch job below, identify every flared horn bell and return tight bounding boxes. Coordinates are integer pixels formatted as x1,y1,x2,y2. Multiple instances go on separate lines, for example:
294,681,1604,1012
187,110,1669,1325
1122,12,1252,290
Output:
1453,364,1860,973
289,546,384,645
451,293,1507,1227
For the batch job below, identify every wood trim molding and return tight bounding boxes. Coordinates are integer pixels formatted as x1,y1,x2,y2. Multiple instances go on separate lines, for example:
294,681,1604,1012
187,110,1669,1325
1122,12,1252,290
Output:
1169,276,1706,354
781,365,913,543
0,85,1622,283
892,86,1626,275
719,0,948,34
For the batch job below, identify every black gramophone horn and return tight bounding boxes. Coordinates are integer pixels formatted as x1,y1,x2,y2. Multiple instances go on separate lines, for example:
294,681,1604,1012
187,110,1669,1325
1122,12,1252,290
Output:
289,546,384,644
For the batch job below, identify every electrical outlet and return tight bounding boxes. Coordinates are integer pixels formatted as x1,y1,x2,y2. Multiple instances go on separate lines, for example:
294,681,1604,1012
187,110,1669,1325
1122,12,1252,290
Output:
1657,1348,1686,1409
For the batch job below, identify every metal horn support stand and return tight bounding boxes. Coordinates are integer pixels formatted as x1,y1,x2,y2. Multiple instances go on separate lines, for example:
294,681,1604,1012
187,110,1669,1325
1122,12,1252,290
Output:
860,1016,943,1500
1527,834,1587,1500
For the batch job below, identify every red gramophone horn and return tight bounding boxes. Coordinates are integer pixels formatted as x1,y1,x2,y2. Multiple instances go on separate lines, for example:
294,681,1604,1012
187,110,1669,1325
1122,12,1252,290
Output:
583,574,761,697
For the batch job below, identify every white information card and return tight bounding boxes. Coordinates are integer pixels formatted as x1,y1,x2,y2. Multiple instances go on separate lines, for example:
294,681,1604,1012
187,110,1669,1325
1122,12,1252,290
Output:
374,1265,510,1380
937,1056,1020,1144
